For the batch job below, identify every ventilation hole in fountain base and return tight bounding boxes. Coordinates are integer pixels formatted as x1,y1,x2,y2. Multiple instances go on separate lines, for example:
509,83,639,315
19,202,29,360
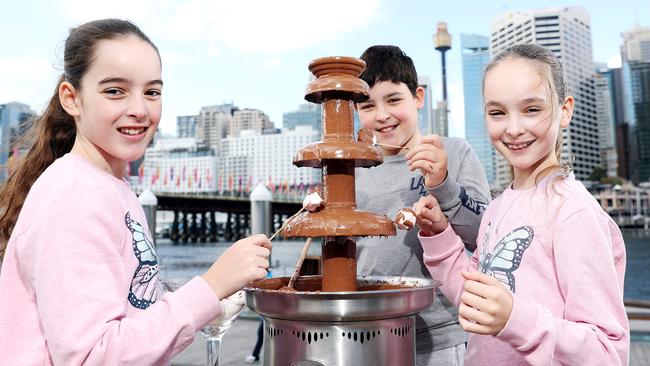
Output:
266,325,284,339
293,330,330,344
389,325,412,338
340,330,381,344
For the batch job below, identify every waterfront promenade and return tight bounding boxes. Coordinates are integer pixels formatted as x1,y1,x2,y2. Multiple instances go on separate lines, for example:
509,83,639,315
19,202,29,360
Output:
172,316,260,366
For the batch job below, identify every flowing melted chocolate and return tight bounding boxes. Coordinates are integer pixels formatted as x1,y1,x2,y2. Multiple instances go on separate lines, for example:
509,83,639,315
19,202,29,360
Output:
280,56,397,292
250,276,411,293
322,238,356,291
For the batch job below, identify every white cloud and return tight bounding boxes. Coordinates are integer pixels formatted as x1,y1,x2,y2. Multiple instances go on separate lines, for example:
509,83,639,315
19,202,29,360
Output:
61,0,384,53
199,0,384,53
159,50,190,66
607,53,622,68
0,57,54,80
61,0,167,25
0,57,60,111
208,42,223,57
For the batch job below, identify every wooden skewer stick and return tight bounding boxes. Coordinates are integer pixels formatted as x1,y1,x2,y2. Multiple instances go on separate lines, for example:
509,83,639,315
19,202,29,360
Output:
376,142,411,151
360,129,410,151
269,207,305,241
287,237,313,289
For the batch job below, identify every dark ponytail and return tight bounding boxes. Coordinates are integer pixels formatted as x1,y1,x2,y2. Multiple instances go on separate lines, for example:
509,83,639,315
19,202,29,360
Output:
0,19,158,258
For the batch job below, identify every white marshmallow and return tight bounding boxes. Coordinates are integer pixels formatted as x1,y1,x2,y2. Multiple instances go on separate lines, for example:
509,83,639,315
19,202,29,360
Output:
303,192,324,212
395,208,416,230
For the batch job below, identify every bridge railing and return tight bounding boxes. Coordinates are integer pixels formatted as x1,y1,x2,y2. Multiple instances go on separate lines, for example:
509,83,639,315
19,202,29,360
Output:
626,299,650,321
151,190,306,203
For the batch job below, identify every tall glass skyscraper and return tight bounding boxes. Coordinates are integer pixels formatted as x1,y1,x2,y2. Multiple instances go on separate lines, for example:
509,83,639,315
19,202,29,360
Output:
594,65,619,178
283,103,322,133
417,76,434,135
461,34,495,185
622,26,650,183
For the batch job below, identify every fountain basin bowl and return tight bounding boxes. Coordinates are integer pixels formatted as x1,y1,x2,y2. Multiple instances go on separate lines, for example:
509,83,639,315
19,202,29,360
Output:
244,275,439,322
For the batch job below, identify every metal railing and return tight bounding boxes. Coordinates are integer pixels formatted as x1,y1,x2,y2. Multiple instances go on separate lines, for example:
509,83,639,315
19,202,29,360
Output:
626,299,650,321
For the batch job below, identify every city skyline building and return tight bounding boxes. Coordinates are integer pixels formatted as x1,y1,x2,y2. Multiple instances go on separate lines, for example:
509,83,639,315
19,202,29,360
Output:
283,103,322,133
595,67,629,179
142,138,218,193
197,103,238,150
594,66,619,178
461,33,495,185
228,108,274,138
490,6,600,184
418,76,434,135
432,100,447,137
621,26,650,183
176,115,198,139
220,126,320,194
0,102,34,182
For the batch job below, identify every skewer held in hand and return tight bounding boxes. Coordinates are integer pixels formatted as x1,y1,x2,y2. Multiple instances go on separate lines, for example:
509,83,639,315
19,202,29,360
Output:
269,207,305,241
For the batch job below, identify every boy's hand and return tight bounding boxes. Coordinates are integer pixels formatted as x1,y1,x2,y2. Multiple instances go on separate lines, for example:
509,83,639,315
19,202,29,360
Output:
413,194,448,236
405,134,448,188
457,271,513,336
202,234,272,300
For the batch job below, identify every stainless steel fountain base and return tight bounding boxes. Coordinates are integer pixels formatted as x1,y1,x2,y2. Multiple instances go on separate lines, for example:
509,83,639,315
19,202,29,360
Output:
263,315,416,366
245,276,438,366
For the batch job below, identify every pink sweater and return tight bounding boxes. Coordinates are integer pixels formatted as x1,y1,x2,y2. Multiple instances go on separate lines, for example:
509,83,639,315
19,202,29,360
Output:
0,153,222,365
420,175,629,365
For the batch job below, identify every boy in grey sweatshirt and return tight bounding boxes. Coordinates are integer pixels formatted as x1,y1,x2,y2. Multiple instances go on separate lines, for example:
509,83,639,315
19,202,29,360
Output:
355,45,490,366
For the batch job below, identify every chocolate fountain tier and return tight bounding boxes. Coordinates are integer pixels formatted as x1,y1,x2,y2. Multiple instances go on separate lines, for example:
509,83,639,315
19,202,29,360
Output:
293,140,383,168
305,56,370,104
282,209,395,237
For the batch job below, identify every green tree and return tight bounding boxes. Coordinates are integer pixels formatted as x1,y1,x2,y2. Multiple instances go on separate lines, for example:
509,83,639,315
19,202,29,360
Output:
589,166,607,182
602,176,624,185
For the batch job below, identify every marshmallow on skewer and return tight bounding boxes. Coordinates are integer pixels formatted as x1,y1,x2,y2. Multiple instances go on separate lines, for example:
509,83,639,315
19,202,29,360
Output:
357,127,410,151
357,127,377,146
303,192,324,212
395,208,417,230
270,192,324,241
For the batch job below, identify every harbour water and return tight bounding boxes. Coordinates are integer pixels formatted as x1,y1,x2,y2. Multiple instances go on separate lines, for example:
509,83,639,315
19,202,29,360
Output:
157,229,650,301
157,238,323,281
623,229,650,301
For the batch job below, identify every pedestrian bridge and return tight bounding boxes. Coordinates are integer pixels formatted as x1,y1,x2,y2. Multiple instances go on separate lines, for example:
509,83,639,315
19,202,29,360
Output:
153,192,302,244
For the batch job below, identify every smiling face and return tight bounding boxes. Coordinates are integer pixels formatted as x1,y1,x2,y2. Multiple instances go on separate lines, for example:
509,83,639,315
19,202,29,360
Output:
356,81,424,156
483,57,573,189
63,34,162,177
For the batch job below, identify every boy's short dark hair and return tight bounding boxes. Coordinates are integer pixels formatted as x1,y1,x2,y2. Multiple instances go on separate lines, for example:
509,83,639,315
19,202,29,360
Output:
359,45,419,96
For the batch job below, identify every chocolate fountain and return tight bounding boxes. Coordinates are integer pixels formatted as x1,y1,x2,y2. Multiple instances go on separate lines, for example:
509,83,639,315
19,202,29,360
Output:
245,56,437,366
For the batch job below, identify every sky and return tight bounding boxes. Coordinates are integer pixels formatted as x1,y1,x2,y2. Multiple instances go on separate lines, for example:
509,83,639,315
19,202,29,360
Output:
1,0,648,138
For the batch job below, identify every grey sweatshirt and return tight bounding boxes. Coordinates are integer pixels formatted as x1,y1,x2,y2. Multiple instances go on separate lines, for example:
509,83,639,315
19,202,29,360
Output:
355,137,490,354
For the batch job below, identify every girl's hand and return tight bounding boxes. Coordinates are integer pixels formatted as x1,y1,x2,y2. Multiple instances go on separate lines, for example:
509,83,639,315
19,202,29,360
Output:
458,271,513,335
413,194,448,236
405,134,448,188
202,234,272,299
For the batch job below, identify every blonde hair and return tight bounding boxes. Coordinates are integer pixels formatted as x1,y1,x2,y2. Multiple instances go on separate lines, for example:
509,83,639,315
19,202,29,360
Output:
483,44,572,190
